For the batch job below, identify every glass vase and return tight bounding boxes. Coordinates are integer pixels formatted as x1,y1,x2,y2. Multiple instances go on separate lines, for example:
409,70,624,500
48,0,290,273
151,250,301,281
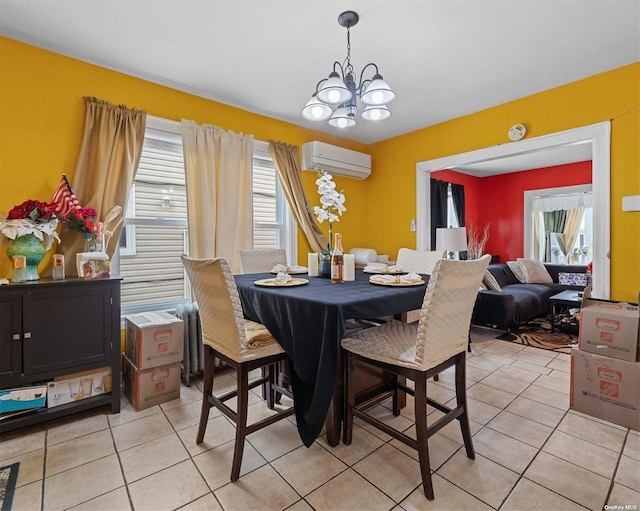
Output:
84,232,97,252
318,253,332,278
6,233,46,281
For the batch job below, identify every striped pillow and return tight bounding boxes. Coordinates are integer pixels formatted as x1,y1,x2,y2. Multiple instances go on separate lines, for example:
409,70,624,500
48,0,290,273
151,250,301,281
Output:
483,270,502,291
506,261,526,283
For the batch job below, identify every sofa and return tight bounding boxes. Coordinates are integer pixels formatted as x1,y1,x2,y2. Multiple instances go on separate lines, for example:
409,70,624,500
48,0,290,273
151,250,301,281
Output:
471,262,589,331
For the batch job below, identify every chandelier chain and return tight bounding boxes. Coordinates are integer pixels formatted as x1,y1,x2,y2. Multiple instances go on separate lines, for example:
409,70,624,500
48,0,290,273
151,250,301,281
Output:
345,26,353,75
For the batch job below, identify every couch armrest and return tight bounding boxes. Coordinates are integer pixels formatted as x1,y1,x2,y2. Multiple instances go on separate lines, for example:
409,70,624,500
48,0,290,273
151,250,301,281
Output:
472,290,517,331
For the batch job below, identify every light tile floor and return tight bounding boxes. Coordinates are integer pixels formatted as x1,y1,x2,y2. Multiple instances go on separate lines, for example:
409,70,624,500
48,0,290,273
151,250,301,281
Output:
2,331,639,511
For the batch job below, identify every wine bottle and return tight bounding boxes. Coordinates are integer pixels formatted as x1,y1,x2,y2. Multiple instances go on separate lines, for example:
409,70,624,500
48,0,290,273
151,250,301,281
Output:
331,233,344,283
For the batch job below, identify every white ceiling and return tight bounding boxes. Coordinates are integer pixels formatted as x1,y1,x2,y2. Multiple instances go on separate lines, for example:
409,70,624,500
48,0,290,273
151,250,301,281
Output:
1,0,638,148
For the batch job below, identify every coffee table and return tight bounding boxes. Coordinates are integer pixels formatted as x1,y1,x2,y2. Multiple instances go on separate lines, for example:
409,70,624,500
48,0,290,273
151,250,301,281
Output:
549,290,583,333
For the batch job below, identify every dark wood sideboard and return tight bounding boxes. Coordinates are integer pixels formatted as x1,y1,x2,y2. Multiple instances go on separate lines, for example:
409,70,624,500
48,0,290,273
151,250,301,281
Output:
0,277,121,432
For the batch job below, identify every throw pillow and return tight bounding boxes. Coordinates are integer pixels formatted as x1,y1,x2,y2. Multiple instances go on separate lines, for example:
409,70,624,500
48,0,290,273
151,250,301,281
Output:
516,258,553,283
558,272,589,286
483,270,502,292
506,260,526,283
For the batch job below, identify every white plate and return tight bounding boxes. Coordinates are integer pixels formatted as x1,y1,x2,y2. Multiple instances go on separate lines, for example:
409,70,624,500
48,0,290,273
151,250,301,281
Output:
369,278,425,287
254,278,309,287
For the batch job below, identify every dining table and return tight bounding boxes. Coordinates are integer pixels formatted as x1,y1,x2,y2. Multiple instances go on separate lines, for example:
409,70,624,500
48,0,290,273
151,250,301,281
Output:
234,269,429,447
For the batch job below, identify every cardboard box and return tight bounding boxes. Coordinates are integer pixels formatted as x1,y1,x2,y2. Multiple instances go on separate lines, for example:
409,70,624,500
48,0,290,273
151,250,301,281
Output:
125,312,184,369
0,385,47,414
123,356,181,411
579,293,639,362
570,348,639,431
47,367,112,408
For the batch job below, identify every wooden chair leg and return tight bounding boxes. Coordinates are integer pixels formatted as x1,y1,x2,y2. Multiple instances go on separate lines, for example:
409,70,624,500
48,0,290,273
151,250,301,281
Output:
391,373,401,416
342,351,355,445
231,363,249,482
455,354,475,459
414,371,434,500
196,345,215,444
264,363,275,409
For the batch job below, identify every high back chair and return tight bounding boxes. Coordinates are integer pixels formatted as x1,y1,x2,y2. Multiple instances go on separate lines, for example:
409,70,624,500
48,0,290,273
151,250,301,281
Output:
395,248,445,323
181,255,294,482
396,248,444,275
237,248,287,273
341,255,490,500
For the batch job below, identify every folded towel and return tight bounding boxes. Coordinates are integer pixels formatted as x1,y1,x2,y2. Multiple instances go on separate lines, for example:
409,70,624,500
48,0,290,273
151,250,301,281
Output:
272,264,308,273
364,263,405,273
273,272,292,284
402,271,423,283
369,273,424,285
244,320,277,349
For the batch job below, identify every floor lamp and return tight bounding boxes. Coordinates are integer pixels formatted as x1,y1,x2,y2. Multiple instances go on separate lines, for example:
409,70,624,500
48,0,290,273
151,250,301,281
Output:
436,227,468,259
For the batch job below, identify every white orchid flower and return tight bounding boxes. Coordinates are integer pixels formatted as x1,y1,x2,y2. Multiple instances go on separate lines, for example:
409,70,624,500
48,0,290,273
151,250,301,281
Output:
311,168,347,252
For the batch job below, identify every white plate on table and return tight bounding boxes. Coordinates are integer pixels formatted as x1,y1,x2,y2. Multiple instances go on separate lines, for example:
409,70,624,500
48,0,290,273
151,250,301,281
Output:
271,265,308,275
369,276,425,287
255,278,309,287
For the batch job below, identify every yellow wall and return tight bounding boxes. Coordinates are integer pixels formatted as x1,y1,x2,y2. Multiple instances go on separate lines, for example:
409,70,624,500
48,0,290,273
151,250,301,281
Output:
0,36,369,276
369,63,639,302
1,37,638,301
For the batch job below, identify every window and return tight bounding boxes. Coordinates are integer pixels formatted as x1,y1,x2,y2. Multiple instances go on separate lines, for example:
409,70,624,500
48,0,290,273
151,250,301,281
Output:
252,142,288,250
119,117,188,315
446,184,460,228
118,119,295,315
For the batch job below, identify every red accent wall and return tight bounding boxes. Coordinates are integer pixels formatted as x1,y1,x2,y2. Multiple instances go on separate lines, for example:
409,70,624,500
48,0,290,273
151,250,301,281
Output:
432,160,592,262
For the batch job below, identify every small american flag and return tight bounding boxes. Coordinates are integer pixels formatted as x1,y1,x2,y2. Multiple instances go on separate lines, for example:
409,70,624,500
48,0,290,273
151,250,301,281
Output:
51,174,81,218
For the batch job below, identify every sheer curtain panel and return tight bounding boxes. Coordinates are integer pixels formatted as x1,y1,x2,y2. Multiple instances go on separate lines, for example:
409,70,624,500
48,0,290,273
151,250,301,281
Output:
181,120,254,273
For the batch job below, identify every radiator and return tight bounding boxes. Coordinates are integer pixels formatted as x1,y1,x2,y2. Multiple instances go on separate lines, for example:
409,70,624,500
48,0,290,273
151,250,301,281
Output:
175,302,204,386
175,302,226,385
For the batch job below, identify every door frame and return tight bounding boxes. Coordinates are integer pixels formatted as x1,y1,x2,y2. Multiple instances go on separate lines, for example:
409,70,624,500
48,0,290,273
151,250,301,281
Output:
415,121,610,298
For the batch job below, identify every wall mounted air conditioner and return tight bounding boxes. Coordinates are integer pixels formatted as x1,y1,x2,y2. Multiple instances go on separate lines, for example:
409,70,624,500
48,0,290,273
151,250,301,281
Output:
302,141,372,180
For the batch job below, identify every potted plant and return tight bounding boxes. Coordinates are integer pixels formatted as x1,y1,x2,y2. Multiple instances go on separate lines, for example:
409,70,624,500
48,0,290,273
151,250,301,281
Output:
311,168,346,277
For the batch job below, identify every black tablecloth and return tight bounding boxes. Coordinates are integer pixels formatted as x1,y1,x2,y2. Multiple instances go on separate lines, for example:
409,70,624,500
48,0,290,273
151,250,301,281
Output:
234,270,428,446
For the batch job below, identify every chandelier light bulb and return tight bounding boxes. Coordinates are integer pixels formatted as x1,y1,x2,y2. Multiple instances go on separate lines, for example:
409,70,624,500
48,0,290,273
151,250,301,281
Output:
361,104,391,121
302,94,333,121
328,107,356,128
360,74,396,106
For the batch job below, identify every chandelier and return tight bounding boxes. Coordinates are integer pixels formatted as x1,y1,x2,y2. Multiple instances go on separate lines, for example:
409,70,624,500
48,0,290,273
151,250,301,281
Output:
302,11,396,128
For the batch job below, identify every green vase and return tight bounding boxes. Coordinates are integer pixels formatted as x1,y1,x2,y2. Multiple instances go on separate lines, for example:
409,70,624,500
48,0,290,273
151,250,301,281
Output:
7,233,46,281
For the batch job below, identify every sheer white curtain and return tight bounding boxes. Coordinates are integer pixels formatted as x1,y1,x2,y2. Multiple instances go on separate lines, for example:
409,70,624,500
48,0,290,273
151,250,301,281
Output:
181,120,254,273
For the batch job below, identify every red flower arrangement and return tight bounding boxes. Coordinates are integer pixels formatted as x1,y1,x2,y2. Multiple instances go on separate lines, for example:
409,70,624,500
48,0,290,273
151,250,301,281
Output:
64,208,97,234
7,200,55,221
0,200,61,249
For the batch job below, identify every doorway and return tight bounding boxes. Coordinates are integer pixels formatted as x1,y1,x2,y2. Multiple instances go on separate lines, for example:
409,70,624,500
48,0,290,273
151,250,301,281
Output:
415,121,610,298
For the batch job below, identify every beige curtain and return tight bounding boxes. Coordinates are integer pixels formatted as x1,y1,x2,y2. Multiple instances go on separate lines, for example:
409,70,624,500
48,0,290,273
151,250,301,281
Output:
556,206,585,263
61,97,146,274
268,141,327,253
181,120,253,273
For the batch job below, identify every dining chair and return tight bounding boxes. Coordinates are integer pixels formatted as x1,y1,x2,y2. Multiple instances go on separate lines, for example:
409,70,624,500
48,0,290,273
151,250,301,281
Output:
181,255,294,482
396,247,445,275
395,248,445,323
237,248,287,273
341,254,490,500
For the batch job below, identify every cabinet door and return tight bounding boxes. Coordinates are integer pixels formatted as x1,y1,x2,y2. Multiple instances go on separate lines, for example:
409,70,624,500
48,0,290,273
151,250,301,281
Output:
22,282,113,377
0,291,23,387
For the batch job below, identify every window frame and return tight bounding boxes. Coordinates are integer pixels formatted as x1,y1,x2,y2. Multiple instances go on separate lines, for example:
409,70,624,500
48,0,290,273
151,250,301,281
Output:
115,120,298,317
